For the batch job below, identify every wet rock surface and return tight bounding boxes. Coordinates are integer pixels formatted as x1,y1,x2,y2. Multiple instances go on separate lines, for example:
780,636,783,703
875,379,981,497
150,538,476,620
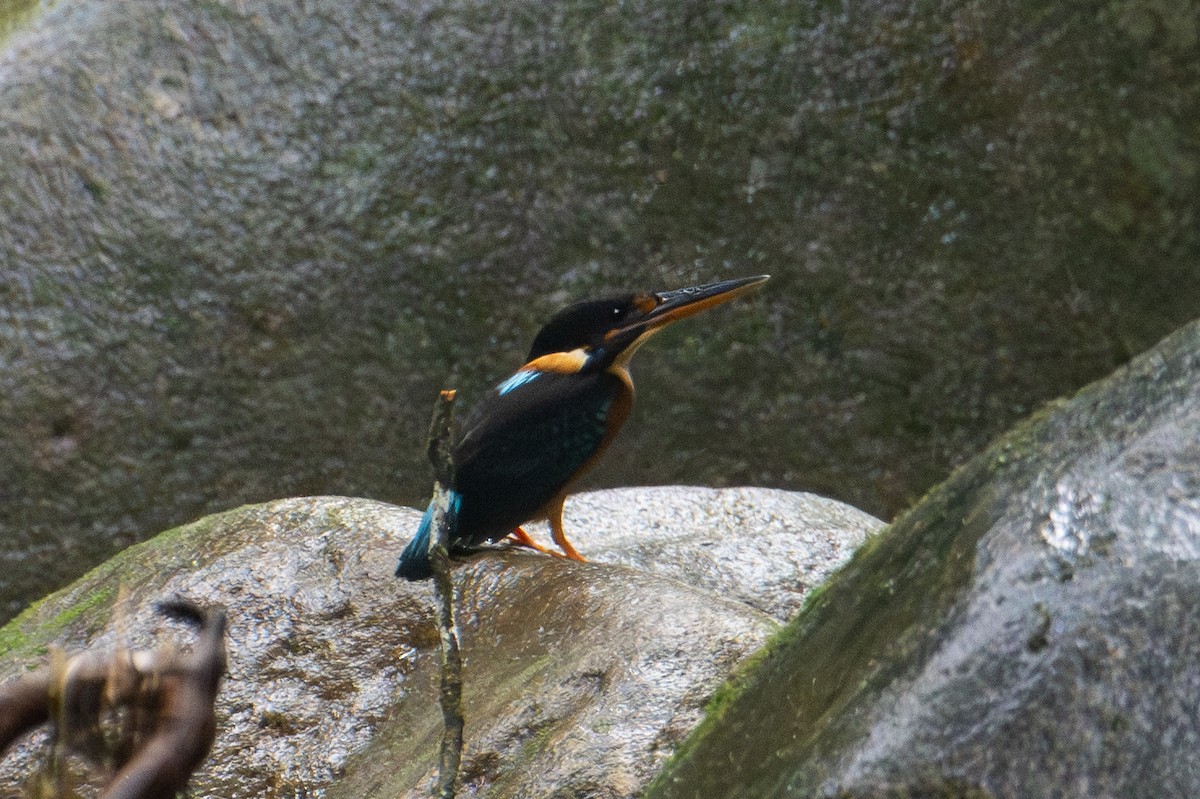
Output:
3,0,1199,621
0,487,877,798
567,486,882,621
647,323,1200,798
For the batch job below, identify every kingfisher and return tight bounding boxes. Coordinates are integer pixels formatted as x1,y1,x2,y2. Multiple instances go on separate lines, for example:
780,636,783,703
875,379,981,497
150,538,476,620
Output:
395,274,769,580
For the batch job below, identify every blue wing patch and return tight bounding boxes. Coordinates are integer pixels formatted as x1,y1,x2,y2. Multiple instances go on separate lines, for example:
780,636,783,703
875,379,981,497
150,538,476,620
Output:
496,369,540,395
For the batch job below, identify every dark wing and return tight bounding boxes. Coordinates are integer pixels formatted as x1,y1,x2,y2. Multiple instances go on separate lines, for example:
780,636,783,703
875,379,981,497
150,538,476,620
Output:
451,369,623,541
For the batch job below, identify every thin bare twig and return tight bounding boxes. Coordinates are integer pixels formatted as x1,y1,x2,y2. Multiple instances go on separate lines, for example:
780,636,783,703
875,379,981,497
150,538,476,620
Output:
426,389,464,799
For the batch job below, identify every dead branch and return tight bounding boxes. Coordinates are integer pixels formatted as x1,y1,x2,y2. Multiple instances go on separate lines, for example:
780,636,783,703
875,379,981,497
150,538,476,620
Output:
0,599,227,799
0,670,53,750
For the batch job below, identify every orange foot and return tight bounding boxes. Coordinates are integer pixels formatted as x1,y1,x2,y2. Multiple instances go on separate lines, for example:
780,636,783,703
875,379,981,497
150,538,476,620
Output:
506,526,553,554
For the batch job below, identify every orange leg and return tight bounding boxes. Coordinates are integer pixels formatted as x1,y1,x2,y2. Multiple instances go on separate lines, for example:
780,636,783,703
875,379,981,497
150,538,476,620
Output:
548,499,587,562
506,526,552,554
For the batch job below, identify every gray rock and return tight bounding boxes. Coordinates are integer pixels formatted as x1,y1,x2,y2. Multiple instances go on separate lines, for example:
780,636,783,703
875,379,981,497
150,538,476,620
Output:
4,0,1200,621
647,321,1200,798
0,487,878,798
565,487,882,621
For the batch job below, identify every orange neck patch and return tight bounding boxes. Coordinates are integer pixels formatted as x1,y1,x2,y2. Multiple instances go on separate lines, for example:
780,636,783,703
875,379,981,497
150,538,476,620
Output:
521,348,590,374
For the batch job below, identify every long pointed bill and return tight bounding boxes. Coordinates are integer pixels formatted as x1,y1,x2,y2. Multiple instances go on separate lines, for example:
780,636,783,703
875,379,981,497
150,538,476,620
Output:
640,274,770,331
606,274,769,360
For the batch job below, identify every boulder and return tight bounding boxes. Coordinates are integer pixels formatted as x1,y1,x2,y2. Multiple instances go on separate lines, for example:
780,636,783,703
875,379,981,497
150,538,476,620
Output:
647,321,1200,798
0,487,878,798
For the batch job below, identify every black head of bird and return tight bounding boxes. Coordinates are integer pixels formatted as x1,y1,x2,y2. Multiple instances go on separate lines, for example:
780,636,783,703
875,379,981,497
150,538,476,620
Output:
395,274,769,580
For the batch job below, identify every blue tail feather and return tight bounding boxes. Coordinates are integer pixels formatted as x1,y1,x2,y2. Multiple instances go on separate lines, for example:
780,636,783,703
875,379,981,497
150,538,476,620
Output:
395,491,461,581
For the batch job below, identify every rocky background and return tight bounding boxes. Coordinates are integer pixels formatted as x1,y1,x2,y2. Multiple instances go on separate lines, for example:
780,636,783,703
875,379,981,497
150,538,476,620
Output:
2,1,1200,794
2,0,1198,620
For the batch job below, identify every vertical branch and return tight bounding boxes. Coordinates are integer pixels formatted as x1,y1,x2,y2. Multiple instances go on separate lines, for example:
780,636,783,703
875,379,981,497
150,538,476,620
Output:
426,389,464,799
